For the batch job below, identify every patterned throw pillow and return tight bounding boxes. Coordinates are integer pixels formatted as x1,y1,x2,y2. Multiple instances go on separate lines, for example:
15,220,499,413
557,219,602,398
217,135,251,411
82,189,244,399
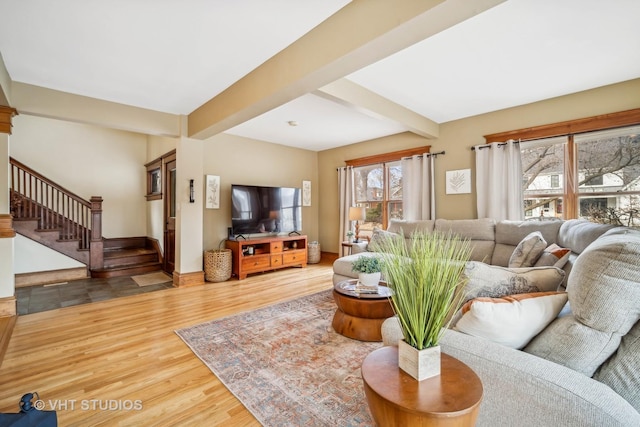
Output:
367,227,402,252
534,243,571,268
448,261,566,326
462,261,565,303
454,291,568,349
509,231,547,268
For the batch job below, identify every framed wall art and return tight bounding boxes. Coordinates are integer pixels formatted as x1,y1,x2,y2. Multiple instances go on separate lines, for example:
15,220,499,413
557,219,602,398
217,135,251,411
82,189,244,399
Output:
302,180,311,206
445,169,471,194
206,175,220,209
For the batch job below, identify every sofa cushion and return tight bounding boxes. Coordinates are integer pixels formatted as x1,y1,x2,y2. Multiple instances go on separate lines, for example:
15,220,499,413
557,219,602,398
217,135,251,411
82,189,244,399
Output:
454,291,568,349
458,262,566,310
509,231,547,268
593,320,640,412
387,219,435,235
435,218,496,262
524,228,640,377
492,220,562,266
534,243,571,268
557,219,618,255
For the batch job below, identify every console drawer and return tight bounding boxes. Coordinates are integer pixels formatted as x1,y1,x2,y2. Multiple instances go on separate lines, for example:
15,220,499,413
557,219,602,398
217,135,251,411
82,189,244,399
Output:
283,250,306,265
241,255,270,271
271,254,283,267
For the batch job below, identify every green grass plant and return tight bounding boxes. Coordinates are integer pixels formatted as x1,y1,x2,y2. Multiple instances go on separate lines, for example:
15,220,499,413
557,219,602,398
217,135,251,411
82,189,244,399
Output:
378,230,471,350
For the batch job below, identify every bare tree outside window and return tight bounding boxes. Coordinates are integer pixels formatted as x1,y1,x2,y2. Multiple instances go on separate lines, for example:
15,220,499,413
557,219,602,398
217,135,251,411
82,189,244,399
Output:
354,161,403,236
520,126,640,228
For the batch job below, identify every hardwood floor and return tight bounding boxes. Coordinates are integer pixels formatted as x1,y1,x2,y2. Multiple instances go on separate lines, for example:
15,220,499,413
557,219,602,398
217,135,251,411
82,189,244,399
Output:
0,260,336,426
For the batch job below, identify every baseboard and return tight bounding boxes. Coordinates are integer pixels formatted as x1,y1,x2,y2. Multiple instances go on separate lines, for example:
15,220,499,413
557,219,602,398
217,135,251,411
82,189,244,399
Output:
172,270,205,288
15,267,89,288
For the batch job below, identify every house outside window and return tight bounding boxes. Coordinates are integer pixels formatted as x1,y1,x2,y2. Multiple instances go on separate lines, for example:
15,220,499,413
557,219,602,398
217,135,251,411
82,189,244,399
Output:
519,124,640,227
353,161,403,238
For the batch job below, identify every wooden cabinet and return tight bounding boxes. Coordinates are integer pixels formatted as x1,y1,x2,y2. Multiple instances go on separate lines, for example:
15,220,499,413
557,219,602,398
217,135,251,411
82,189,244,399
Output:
225,235,307,279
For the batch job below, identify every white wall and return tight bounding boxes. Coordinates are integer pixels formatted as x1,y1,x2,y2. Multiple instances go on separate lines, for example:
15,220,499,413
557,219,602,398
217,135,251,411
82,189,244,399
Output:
10,114,148,238
10,114,148,273
13,235,84,273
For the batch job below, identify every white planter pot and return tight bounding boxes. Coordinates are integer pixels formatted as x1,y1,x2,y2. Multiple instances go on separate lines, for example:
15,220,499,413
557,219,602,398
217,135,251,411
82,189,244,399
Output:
398,339,441,381
358,272,381,288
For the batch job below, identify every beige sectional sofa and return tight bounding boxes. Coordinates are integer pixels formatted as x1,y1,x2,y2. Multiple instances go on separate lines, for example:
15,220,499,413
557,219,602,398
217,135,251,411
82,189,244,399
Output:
332,218,640,426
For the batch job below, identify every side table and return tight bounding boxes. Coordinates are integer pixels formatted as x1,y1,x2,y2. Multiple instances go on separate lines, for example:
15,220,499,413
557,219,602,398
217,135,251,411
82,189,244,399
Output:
361,346,483,426
341,241,354,257
332,280,394,342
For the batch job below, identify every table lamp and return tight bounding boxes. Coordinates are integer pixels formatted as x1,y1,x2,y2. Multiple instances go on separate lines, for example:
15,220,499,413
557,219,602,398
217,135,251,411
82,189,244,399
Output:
349,206,366,243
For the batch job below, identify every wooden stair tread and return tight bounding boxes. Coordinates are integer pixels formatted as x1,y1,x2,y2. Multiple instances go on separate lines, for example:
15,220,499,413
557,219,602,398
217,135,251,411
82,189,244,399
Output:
103,247,157,259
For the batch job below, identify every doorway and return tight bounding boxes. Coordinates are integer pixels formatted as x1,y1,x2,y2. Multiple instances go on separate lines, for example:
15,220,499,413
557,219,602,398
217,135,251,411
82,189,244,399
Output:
164,153,176,274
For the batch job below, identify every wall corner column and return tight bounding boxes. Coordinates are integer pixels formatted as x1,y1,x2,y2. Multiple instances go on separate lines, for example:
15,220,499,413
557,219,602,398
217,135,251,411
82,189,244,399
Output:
0,106,17,315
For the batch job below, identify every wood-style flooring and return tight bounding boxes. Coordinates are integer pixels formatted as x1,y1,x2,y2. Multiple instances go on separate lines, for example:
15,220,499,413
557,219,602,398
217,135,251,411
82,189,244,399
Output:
0,260,335,426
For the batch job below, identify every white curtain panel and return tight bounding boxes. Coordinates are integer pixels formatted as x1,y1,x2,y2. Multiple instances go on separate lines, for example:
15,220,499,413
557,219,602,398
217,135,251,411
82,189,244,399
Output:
337,166,355,246
475,141,524,221
402,154,435,221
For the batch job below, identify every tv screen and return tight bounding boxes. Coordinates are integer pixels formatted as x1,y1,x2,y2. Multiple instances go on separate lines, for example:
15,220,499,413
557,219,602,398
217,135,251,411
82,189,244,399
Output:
231,184,302,236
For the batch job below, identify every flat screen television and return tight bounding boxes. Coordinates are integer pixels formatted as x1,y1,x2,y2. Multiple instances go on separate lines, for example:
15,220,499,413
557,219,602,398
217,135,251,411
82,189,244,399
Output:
231,184,302,236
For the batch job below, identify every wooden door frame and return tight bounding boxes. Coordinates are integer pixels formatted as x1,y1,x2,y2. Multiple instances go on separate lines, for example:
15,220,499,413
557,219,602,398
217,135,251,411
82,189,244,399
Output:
163,151,177,274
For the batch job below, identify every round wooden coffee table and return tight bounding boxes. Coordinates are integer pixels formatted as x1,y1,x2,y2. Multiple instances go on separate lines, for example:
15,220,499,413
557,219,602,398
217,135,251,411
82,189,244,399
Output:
361,346,483,426
332,279,394,342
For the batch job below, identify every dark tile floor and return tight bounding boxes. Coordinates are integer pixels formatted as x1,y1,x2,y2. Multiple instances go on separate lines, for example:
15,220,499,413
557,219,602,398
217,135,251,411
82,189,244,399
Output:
16,275,174,315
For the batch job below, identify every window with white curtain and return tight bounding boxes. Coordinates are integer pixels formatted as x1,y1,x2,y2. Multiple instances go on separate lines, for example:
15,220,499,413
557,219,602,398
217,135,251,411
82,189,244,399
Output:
353,160,403,235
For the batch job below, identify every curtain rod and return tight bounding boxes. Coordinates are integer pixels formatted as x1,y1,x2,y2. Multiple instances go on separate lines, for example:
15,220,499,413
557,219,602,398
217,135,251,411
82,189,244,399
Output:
471,140,520,151
401,150,445,160
336,151,445,170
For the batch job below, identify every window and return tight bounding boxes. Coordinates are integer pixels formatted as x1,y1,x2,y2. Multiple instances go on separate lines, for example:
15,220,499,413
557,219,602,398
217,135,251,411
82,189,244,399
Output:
145,159,162,201
346,146,430,237
521,136,565,219
487,109,640,228
353,161,402,236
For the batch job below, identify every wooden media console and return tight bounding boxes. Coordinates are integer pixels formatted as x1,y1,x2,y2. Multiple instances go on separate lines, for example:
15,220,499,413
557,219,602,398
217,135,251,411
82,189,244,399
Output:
225,235,307,279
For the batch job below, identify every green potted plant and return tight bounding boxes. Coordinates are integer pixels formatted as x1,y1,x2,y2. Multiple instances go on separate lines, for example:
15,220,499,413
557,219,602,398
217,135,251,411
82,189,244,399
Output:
351,255,384,289
346,230,354,243
378,230,471,380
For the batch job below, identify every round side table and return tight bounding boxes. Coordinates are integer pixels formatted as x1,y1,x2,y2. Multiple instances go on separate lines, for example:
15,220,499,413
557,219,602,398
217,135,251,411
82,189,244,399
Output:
361,346,483,426
332,280,394,342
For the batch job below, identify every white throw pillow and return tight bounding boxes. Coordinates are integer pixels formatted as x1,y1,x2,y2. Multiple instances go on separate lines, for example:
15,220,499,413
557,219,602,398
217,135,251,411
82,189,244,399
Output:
509,231,547,268
454,291,568,349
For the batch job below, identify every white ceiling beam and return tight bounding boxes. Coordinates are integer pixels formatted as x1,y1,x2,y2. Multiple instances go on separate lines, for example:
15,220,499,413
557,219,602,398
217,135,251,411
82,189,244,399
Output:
11,83,181,137
0,53,11,106
187,0,506,140
315,79,439,139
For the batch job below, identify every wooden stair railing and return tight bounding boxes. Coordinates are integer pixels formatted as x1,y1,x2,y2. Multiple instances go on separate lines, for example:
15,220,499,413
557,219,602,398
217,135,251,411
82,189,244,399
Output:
9,157,104,270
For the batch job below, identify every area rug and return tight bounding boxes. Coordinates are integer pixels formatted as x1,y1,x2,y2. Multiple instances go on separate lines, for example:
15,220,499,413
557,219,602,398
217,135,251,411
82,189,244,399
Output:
175,289,381,426
131,271,172,287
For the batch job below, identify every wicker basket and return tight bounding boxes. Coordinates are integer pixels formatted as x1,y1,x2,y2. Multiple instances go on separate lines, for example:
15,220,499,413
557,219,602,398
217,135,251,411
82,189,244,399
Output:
308,241,321,264
204,249,232,282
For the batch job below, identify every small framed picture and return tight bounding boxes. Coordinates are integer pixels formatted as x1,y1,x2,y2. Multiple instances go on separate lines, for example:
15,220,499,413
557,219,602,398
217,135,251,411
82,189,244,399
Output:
446,169,471,194
302,180,311,206
206,175,220,209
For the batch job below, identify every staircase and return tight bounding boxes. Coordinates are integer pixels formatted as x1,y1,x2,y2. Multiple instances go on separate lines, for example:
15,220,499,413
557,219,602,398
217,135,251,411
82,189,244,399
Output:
92,237,163,278
10,158,163,278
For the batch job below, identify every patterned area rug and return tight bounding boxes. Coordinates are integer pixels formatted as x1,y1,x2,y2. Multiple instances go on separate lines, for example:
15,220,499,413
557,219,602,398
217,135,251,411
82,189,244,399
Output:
175,290,381,426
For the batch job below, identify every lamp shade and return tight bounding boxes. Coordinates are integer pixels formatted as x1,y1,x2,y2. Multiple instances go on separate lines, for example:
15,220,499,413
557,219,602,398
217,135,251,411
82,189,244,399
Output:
349,206,366,221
